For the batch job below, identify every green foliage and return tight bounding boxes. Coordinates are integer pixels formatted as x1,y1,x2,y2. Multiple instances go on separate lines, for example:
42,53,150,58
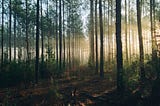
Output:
0,50,65,88
124,55,159,91
41,61,57,77
88,57,93,68
105,59,116,72
48,80,62,101
124,60,140,90
2,88,17,106
3,89,10,106
40,52,64,78
0,61,34,88
145,59,157,80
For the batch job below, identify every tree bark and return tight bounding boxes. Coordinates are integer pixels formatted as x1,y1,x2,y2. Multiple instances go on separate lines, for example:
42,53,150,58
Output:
26,0,29,62
47,0,50,60
137,0,145,82
95,0,98,74
89,0,94,68
111,0,113,61
9,0,12,62
99,0,104,78
14,13,16,61
107,0,111,66
59,0,62,71
152,0,159,78
125,0,128,62
128,0,131,63
1,0,4,68
41,0,44,64
35,0,40,84
116,0,123,91
63,0,66,68
56,0,59,69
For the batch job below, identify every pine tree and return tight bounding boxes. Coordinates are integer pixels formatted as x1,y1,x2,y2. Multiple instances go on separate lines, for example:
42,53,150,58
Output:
35,0,40,84
116,0,123,91
137,0,145,82
99,0,104,78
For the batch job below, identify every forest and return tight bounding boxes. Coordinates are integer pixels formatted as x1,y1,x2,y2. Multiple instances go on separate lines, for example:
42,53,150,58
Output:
0,0,160,105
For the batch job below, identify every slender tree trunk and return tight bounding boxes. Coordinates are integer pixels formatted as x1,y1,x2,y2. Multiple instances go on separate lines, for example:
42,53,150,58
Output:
35,0,40,84
6,24,9,61
137,0,145,82
14,14,16,62
18,26,22,61
128,0,131,63
89,0,94,68
9,0,12,62
41,0,44,64
150,0,157,57
108,0,111,66
116,0,123,91
17,26,20,62
132,30,135,55
99,0,104,78
72,29,75,68
26,0,29,62
56,0,59,69
95,0,98,74
103,1,105,60
59,0,62,71
69,31,71,69
111,0,113,61
152,0,158,78
63,0,65,68
125,0,128,62
1,0,4,68
78,35,80,67
47,0,49,59
69,5,71,69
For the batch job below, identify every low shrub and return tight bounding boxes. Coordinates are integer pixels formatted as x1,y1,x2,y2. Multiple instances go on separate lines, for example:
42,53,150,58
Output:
0,61,34,88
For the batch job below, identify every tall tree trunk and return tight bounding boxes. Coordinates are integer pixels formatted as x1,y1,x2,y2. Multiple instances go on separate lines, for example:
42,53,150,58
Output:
128,0,131,63
68,31,71,70
107,0,111,66
137,0,145,82
125,0,128,62
59,0,62,70
152,0,158,78
9,0,12,62
6,23,9,61
63,0,65,68
111,0,114,61
1,0,4,68
99,0,104,78
103,1,105,60
26,0,29,62
17,26,20,61
68,5,71,69
89,0,94,68
47,0,49,59
95,0,98,74
59,0,62,71
132,29,135,55
56,0,59,69
35,0,40,84
116,0,123,91
18,26,22,62
40,0,44,78
72,28,75,68
150,0,157,56
14,14,16,61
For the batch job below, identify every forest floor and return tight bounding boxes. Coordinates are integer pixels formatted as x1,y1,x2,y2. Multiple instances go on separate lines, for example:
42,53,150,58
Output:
0,71,160,106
